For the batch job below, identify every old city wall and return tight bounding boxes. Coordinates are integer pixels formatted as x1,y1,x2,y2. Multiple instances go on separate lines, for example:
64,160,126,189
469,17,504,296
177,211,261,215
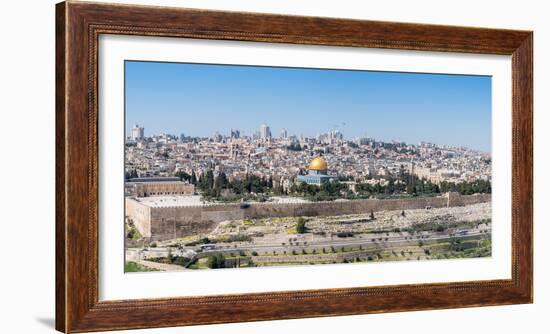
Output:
125,198,152,238
147,204,247,241
242,196,451,219
448,193,491,207
149,206,206,241
141,193,491,241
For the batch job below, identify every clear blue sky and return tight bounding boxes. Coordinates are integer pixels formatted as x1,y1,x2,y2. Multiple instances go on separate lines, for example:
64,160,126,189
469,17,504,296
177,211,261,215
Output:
125,60,492,152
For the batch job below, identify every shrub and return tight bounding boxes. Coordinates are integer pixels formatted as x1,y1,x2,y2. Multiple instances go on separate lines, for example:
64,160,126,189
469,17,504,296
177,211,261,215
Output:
172,256,190,266
207,254,225,269
296,217,307,234
185,237,212,246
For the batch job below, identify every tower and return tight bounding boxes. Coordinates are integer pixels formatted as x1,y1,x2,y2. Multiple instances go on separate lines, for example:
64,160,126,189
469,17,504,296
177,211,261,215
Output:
131,124,144,141
260,124,271,140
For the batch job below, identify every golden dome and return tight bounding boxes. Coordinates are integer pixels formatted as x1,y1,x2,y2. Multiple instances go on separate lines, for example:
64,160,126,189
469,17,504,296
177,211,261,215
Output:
308,156,328,171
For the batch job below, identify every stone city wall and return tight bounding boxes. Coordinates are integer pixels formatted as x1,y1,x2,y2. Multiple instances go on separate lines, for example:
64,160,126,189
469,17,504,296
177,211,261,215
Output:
125,198,152,238
149,205,216,241
447,192,491,207
242,195,450,219
128,193,491,241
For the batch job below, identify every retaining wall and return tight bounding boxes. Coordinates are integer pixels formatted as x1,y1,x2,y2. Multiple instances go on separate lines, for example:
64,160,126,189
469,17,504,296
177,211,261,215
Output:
128,193,491,241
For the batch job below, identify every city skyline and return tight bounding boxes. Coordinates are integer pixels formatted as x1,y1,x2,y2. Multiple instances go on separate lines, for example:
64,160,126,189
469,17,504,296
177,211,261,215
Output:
128,122,489,154
125,61,492,151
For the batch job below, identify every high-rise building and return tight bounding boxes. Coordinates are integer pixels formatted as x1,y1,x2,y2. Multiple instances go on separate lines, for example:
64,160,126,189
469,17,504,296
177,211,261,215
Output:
179,133,186,142
131,124,144,141
355,137,372,146
280,128,288,139
212,131,222,142
330,129,343,140
260,124,271,139
230,128,240,139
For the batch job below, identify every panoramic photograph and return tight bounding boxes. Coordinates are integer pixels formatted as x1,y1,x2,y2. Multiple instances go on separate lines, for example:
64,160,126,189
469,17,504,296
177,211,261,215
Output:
124,61,492,272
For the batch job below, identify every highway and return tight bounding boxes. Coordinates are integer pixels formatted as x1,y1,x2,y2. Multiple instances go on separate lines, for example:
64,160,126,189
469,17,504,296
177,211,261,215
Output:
126,228,491,267
201,229,490,254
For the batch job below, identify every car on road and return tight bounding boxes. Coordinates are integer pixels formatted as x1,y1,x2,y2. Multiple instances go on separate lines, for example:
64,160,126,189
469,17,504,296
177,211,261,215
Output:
200,244,216,251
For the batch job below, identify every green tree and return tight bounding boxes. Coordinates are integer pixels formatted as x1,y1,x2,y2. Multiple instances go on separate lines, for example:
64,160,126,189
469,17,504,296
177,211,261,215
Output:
206,254,226,269
125,169,138,180
206,256,217,269
175,170,191,182
296,217,307,234
200,170,214,191
214,172,229,189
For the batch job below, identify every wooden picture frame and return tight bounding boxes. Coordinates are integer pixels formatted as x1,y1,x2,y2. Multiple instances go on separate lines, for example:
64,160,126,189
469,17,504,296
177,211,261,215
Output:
56,1,533,332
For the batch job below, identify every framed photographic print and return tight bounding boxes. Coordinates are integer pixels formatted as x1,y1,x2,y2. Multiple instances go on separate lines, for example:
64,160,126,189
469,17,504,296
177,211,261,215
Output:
56,1,533,332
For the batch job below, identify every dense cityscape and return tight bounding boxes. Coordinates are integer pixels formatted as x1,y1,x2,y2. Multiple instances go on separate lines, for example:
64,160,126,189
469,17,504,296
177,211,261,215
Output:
125,123,491,202
124,123,492,272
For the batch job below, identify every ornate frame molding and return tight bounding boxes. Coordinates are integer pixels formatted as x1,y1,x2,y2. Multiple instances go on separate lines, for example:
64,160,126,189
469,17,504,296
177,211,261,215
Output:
56,1,532,332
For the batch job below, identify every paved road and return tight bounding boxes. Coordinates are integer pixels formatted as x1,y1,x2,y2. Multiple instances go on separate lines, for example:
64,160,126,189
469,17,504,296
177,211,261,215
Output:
127,228,490,264
199,228,490,255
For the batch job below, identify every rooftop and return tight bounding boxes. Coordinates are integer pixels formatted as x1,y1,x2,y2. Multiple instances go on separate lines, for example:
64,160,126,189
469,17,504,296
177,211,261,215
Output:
127,177,181,183
132,195,204,208
130,195,311,208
